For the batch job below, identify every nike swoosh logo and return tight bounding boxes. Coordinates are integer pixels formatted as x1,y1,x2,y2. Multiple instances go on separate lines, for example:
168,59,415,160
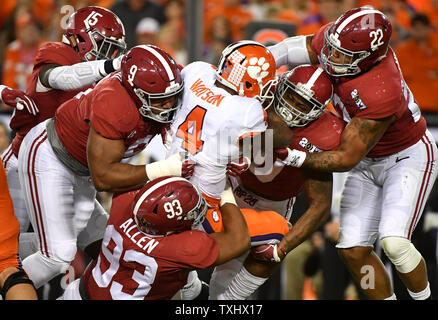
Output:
395,156,410,163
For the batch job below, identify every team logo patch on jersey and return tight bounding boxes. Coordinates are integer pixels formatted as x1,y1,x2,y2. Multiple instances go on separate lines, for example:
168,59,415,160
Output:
298,137,322,153
350,89,367,110
212,210,220,222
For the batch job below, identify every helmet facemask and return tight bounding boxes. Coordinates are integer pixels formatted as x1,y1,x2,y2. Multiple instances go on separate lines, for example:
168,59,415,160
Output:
184,186,207,231
275,77,328,127
84,29,126,61
259,77,278,110
135,82,184,123
320,29,370,77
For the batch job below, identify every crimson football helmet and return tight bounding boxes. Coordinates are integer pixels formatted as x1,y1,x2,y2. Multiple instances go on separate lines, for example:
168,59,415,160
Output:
320,7,392,76
132,176,207,236
63,6,126,61
275,65,333,127
216,40,277,105
121,45,184,123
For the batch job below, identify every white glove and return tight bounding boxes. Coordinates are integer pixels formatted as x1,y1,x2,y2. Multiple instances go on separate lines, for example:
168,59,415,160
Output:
112,54,124,71
145,152,195,180
274,147,307,167
220,181,237,207
0,85,39,115
251,242,286,263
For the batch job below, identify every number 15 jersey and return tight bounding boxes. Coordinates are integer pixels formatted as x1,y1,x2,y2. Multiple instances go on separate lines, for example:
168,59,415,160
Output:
169,61,268,200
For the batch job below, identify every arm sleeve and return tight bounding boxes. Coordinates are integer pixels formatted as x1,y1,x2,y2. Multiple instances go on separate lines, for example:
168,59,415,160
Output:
47,60,111,91
268,35,311,68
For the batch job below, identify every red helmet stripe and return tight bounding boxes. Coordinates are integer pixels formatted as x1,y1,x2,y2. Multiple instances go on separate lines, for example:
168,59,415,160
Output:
141,45,176,85
335,9,382,34
302,67,324,91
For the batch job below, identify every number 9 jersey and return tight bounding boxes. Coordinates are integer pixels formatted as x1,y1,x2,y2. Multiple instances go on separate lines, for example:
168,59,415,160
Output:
169,61,268,201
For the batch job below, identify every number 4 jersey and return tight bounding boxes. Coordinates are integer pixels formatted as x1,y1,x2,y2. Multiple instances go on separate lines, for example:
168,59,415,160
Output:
81,191,219,300
169,61,268,200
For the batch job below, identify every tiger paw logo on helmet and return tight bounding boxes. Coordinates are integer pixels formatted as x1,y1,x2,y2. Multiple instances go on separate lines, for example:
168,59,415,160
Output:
247,57,270,81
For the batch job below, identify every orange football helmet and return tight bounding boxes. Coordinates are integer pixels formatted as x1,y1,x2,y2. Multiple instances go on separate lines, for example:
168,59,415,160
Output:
216,40,277,105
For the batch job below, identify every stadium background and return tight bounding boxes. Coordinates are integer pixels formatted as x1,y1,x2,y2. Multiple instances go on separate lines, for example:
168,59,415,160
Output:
0,0,437,300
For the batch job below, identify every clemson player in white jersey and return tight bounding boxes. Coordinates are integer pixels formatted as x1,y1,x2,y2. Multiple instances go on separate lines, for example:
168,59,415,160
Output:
168,41,292,298
269,7,438,300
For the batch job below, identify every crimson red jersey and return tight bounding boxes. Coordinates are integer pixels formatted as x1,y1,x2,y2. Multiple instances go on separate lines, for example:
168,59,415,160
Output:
82,191,218,300
54,72,164,167
312,24,427,157
9,42,88,156
240,111,344,201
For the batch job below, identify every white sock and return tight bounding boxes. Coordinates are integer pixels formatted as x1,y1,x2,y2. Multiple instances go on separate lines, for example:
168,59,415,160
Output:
218,267,267,300
209,254,247,299
180,271,202,300
408,282,431,300
384,293,397,300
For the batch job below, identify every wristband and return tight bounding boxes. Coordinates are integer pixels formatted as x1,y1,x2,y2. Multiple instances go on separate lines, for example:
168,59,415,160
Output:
0,270,35,298
145,153,182,180
220,187,237,207
104,59,116,75
284,149,307,167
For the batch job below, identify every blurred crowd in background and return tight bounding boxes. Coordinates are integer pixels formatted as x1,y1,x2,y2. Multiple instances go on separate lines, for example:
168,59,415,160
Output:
1,0,438,300
1,0,438,124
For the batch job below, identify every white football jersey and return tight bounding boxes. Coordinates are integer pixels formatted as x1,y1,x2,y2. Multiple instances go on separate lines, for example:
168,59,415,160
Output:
169,61,267,199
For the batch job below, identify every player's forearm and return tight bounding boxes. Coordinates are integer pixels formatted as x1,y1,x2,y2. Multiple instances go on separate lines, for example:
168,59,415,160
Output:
43,59,119,91
302,150,357,172
268,35,317,67
221,203,250,244
279,205,330,253
91,163,147,192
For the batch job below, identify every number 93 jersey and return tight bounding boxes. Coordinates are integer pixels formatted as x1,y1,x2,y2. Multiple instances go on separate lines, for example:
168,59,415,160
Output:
169,61,268,200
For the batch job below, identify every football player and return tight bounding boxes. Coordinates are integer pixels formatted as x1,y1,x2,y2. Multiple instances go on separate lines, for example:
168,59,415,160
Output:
59,176,250,300
1,6,126,233
269,7,437,300
0,161,37,300
17,45,193,290
211,65,342,299
168,40,292,299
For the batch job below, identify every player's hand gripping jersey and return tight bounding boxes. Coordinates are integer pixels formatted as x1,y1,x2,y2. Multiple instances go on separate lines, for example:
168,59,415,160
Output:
169,61,268,201
240,110,344,201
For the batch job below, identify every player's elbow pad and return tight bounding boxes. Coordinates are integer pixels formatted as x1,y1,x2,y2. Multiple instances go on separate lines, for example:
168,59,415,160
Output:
47,60,112,91
268,36,311,67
